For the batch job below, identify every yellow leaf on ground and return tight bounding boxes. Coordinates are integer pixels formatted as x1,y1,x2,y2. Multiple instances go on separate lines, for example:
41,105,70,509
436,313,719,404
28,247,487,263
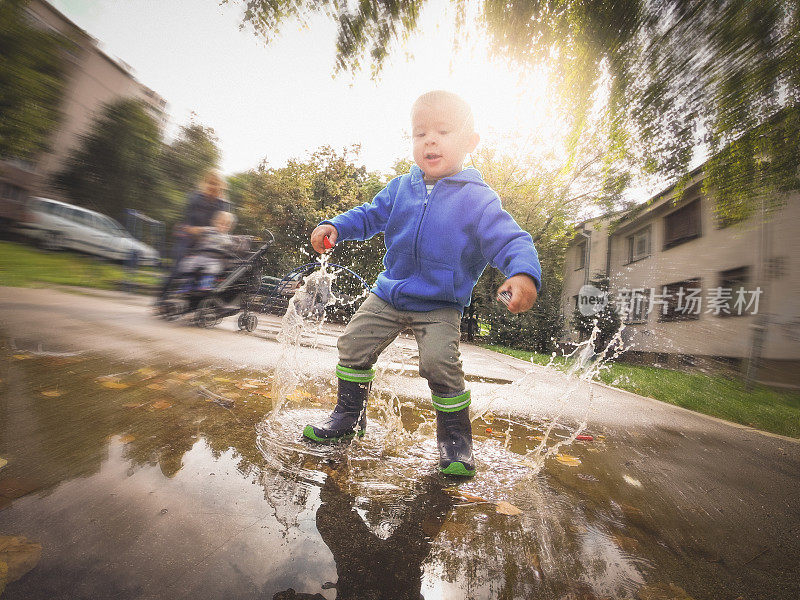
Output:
555,454,582,467
253,389,274,398
12,354,32,360
146,383,166,391
137,368,157,377
495,500,523,516
0,535,42,588
213,376,233,383
151,400,172,409
287,389,312,401
235,383,259,389
101,381,129,390
118,434,135,444
0,458,7,470
444,489,490,503
40,390,61,398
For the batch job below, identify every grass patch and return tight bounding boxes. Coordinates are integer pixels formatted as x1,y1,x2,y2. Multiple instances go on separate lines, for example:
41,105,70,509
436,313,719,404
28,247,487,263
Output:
0,240,160,291
483,343,800,439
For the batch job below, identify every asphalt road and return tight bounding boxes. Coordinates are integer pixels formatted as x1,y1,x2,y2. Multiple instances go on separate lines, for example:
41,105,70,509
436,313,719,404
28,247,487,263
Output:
1,285,799,599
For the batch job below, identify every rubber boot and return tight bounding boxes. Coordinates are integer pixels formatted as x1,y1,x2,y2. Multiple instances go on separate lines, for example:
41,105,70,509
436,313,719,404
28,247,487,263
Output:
303,365,374,443
433,391,475,477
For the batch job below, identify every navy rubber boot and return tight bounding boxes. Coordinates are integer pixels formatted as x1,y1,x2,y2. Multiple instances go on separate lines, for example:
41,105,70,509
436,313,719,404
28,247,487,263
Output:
303,365,374,443
433,391,475,477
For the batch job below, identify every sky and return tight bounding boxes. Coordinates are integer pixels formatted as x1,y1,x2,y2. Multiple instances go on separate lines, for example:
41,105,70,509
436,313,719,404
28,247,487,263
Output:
50,0,565,178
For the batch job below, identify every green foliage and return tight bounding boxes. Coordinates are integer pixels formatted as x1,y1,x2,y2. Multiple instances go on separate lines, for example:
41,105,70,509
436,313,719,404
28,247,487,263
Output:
54,99,220,226
234,0,800,216
55,99,163,221
160,123,221,196
0,0,68,161
228,145,386,280
570,273,621,353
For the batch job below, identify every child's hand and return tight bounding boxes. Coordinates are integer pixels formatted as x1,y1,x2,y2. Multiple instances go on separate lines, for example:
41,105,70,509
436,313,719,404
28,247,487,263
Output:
497,275,538,314
311,224,338,253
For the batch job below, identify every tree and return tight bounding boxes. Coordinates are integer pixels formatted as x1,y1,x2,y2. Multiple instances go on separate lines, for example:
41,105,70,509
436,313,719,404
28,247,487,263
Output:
233,0,800,219
571,273,621,354
160,122,221,194
0,0,68,161
54,98,163,221
159,122,222,225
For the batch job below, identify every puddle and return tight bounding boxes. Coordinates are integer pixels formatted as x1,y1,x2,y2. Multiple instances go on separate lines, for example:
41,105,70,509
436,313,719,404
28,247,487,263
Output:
2,339,797,599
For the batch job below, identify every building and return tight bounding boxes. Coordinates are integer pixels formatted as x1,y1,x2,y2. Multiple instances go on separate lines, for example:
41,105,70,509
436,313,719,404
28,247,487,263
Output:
22,0,167,186
561,169,800,386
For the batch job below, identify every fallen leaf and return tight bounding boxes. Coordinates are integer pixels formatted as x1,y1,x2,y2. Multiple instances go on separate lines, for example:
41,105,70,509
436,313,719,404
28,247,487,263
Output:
445,489,489,503
555,454,582,467
137,368,157,377
40,390,61,398
253,389,274,398
12,354,32,360
213,376,234,383
287,389,312,401
235,382,259,389
146,383,166,391
101,381,129,390
575,435,594,441
0,535,42,588
0,458,6,471
151,400,172,410
495,500,523,516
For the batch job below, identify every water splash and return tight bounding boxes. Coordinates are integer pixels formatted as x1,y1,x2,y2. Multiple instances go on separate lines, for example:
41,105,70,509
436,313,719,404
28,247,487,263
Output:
474,319,630,475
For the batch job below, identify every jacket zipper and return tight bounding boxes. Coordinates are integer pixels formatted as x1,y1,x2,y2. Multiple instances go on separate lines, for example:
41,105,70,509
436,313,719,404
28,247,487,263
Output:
391,179,436,306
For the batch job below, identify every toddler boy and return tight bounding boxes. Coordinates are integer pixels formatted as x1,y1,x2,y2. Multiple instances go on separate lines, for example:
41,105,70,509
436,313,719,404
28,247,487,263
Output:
304,91,541,477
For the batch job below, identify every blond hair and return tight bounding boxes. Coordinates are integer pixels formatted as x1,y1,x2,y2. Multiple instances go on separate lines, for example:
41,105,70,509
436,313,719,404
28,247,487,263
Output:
411,90,475,134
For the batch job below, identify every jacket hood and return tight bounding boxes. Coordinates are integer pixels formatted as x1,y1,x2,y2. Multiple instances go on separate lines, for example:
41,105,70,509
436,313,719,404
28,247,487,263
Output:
410,165,489,187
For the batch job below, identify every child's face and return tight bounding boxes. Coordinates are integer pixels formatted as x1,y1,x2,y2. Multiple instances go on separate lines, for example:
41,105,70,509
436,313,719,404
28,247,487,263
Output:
411,103,479,182
214,218,232,233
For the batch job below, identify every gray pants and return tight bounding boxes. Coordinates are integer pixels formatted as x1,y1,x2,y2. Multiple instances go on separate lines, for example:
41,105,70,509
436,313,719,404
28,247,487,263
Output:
338,294,465,398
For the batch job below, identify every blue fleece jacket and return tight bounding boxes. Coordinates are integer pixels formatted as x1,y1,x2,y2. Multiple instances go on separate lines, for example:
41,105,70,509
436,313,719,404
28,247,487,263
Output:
325,166,542,312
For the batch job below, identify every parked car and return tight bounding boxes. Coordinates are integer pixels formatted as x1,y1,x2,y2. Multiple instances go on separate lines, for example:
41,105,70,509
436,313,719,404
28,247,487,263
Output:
18,197,160,266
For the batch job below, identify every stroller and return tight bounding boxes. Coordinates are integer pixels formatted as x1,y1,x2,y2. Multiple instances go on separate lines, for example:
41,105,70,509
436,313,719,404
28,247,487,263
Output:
156,230,275,331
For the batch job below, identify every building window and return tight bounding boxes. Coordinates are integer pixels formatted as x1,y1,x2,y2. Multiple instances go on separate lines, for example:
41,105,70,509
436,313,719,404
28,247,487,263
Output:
621,288,651,324
658,278,702,322
664,199,701,249
718,266,750,317
575,241,586,269
627,226,651,263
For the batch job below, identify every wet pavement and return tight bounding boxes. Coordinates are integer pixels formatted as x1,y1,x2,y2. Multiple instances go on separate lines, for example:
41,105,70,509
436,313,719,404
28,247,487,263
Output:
1,286,799,599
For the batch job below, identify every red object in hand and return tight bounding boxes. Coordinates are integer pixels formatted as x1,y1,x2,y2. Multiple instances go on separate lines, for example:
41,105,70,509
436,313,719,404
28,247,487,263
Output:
576,435,594,441
323,236,334,250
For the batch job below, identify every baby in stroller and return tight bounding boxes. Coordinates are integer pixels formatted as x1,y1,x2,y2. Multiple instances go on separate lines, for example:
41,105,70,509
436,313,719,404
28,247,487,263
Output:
176,210,247,292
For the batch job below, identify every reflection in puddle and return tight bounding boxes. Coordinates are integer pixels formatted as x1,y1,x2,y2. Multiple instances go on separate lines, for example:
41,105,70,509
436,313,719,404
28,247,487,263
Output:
1,340,796,599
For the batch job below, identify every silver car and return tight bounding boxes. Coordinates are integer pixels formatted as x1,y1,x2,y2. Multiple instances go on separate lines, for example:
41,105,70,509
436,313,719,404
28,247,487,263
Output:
19,197,160,266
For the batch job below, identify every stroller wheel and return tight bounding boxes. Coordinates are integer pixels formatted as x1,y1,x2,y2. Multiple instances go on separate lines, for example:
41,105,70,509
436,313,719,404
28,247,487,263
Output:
245,314,258,332
237,314,247,330
196,298,220,328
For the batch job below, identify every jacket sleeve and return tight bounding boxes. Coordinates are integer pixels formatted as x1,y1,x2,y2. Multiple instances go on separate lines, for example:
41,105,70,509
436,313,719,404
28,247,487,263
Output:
477,197,542,291
322,177,398,242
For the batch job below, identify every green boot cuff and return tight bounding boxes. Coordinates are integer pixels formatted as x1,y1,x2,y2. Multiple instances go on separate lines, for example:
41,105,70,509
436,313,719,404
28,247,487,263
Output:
432,390,471,412
336,364,376,383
